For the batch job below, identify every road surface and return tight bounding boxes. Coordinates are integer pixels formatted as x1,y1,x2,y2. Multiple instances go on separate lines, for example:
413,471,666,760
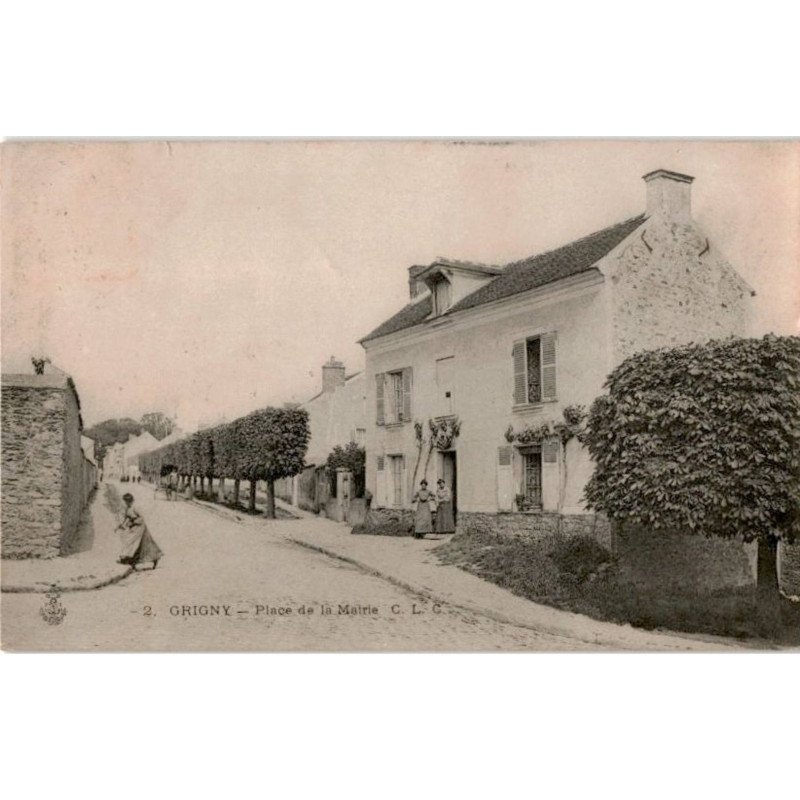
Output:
2,481,597,651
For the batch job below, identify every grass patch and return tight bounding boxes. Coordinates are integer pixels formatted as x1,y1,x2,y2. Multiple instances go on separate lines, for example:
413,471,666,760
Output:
436,529,800,646
352,509,414,537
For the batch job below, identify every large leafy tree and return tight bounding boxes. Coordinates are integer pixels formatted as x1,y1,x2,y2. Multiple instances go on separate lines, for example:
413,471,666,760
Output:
583,334,800,632
84,417,143,447
325,442,366,498
140,412,176,441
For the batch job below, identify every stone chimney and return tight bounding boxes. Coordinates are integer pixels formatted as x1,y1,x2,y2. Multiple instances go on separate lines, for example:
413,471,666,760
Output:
643,169,694,223
322,356,346,393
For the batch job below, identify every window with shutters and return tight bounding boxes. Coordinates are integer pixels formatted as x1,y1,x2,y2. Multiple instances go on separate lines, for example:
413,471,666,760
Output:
388,455,405,507
389,371,403,422
512,332,557,408
381,368,412,424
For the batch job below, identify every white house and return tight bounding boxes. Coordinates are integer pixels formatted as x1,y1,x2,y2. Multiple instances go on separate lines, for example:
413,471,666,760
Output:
360,169,753,553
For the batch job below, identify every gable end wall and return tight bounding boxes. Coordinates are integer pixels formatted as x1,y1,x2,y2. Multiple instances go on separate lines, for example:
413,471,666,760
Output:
606,217,751,363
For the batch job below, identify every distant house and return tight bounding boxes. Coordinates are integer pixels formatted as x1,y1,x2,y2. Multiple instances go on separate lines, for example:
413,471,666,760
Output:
103,430,160,479
277,356,366,513
1,365,97,558
359,169,765,591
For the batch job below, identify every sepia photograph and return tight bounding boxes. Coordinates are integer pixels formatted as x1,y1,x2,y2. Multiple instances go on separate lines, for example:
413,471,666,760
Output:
1,139,798,652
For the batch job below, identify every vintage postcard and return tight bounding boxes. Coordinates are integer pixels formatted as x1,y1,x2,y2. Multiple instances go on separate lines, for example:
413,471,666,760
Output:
1,139,798,652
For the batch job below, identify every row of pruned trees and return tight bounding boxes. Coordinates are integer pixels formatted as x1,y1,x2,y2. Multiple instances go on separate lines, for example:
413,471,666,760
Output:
139,406,310,518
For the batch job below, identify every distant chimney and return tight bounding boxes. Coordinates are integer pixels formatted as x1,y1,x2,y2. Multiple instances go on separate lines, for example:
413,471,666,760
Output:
643,169,694,222
322,356,346,393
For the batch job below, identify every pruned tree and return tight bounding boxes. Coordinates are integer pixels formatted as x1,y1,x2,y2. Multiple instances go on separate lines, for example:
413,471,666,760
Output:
583,334,800,634
136,405,309,517
238,407,310,517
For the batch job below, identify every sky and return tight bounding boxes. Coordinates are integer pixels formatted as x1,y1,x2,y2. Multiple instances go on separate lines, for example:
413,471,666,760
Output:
2,140,798,432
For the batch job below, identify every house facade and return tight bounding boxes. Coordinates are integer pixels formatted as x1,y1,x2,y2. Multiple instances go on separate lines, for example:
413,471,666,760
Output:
277,356,366,513
360,170,761,587
103,430,160,480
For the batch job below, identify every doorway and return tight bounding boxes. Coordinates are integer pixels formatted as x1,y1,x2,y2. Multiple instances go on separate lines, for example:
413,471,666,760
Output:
441,450,457,521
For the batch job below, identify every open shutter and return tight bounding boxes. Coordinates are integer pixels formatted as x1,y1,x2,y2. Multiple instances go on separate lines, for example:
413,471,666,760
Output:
376,373,385,425
512,340,527,406
376,455,386,507
542,439,559,464
541,332,557,401
541,438,560,511
400,457,408,507
497,445,514,511
402,368,412,422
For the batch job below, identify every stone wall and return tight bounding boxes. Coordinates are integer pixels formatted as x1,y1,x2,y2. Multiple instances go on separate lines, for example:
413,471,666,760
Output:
457,512,612,548
611,523,757,594
2,376,92,559
608,215,751,363
60,386,85,555
779,542,800,598
82,457,98,505
2,385,67,558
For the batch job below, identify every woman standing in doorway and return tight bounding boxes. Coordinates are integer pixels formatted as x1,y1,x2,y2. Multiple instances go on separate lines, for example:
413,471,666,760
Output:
116,493,163,569
435,478,455,535
411,479,435,539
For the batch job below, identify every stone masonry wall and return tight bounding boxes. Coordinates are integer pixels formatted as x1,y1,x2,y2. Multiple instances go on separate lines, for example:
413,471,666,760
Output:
608,216,751,363
1,386,66,558
457,512,612,548
611,523,757,594
60,388,86,555
779,542,800,598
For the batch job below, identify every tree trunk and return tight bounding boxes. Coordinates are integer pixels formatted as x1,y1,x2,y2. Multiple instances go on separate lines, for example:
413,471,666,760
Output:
756,535,781,636
264,479,276,518
422,441,435,483
248,479,257,512
200,476,205,495
219,476,225,501
233,479,240,507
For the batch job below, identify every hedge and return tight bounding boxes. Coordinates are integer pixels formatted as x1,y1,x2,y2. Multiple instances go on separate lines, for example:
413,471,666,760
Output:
139,407,310,489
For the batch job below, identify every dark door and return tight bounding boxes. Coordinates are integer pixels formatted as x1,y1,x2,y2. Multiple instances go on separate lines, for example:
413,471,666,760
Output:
442,451,457,521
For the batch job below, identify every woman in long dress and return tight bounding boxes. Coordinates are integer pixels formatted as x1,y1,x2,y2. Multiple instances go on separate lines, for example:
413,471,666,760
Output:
116,493,163,569
411,479,435,539
435,479,455,534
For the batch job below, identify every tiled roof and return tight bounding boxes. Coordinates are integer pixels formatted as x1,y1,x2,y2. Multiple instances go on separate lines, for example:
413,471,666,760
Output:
360,296,434,343
360,214,646,343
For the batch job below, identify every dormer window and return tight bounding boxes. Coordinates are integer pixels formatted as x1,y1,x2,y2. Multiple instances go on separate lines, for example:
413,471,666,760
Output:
432,276,452,316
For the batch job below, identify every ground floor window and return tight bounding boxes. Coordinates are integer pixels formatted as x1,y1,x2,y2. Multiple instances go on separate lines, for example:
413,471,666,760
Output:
388,454,404,507
520,446,542,511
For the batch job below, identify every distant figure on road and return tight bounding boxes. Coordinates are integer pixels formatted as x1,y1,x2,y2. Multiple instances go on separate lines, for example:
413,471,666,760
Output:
116,493,163,570
169,469,179,501
411,479,435,539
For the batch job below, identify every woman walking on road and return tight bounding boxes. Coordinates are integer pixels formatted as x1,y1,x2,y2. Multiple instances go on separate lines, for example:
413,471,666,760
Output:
435,478,455,535
411,479,435,539
116,493,163,569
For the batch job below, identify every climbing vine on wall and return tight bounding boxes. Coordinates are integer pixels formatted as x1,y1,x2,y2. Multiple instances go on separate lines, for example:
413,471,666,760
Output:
504,404,587,445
